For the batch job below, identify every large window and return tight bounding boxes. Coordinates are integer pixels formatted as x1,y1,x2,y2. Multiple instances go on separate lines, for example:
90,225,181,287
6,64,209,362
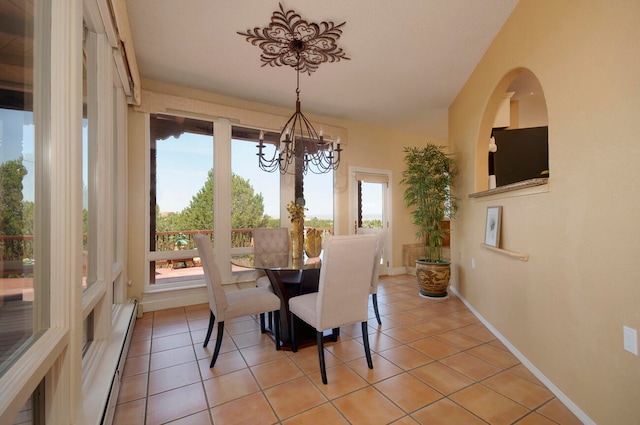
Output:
148,114,213,285
1,0,133,423
0,0,46,392
230,126,281,274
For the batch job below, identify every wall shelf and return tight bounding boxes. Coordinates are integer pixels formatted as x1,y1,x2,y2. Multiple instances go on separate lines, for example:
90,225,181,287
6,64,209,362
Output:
481,243,529,262
469,178,548,199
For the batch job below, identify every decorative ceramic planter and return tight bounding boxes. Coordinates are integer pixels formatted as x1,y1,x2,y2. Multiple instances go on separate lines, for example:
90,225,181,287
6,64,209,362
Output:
416,260,451,298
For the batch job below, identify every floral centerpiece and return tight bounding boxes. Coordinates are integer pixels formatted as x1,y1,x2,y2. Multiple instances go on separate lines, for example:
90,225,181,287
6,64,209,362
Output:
286,198,307,258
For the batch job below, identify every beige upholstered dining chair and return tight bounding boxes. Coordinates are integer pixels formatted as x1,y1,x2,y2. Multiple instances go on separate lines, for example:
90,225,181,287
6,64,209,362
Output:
195,234,282,368
288,234,378,384
253,227,293,332
356,227,387,325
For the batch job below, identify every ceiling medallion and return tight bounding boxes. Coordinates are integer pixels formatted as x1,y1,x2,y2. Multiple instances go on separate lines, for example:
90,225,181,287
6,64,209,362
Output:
237,3,350,75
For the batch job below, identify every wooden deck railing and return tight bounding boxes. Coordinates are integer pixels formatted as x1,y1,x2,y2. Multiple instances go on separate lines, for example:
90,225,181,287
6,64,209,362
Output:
0,227,335,262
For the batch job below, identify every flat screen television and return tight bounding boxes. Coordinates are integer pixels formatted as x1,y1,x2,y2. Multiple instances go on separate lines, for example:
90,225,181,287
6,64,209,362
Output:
492,126,548,187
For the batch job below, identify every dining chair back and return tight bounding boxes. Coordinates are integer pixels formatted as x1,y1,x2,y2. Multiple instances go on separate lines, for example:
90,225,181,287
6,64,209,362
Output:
195,234,282,367
253,227,291,331
288,234,377,384
356,227,387,325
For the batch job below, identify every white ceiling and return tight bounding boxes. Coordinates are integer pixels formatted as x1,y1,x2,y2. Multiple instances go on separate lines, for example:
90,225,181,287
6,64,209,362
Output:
125,0,519,140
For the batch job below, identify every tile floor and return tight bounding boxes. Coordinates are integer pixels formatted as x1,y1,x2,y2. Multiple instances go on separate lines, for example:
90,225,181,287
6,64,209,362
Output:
113,275,583,425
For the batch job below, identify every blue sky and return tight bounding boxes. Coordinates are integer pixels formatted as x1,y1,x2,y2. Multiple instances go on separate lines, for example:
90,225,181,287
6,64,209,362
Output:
155,132,337,218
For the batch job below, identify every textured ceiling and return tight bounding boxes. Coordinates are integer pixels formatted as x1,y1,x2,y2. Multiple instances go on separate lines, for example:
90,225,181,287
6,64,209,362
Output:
125,0,519,139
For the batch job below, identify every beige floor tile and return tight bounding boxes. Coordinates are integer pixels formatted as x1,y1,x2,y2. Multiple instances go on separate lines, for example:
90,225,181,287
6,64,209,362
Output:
374,373,443,413
307,364,368,399
150,332,192,353
483,371,554,409
152,321,190,338
333,386,404,425
117,373,148,404
127,338,151,358
346,353,403,383
149,345,196,371
440,352,502,381
225,317,261,335
384,311,422,325
240,340,287,366
202,368,259,407
153,307,187,326
131,325,152,343
187,317,210,332
450,384,530,425
165,410,212,425
408,337,462,360
432,329,483,350
287,345,341,373
251,356,304,388
379,345,434,370
467,343,520,370
148,361,201,395
456,322,497,342
197,350,247,379
145,382,208,425
121,354,149,378
514,412,558,425
211,392,278,425
362,331,404,352
382,326,426,344
410,362,474,395
184,303,209,321
536,398,584,425
263,377,327,420
112,398,146,425
232,328,273,348
508,364,545,386
196,332,237,359
390,415,421,424
282,402,350,425
412,398,488,425
409,320,451,336
325,338,368,362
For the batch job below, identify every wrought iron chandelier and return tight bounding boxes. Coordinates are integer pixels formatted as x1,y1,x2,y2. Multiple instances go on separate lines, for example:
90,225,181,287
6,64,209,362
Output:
238,3,349,175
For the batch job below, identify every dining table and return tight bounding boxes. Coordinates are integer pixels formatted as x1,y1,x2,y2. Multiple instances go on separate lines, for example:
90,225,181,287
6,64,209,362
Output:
233,252,328,350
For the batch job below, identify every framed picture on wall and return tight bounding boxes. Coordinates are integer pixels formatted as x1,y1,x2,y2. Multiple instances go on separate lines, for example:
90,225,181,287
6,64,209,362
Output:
484,206,502,247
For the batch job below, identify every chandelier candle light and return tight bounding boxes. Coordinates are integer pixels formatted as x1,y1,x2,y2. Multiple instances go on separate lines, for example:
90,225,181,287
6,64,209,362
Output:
239,3,349,177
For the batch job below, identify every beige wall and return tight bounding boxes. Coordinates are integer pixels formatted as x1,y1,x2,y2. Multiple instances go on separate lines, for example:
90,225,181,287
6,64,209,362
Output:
449,1,640,424
126,79,435,304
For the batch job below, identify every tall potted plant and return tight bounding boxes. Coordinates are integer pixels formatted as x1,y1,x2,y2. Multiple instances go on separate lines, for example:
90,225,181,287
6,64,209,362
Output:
401,144,459,297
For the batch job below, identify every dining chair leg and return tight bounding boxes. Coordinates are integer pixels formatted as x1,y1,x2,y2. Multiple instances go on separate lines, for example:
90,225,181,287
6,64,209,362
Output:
273,310,281,351
372,294,382,325
210,321,225,368
290,312,298,352
331,327,340,342
203,311,215,347
361,321,374,370
317,331,328,384
260,313,266,333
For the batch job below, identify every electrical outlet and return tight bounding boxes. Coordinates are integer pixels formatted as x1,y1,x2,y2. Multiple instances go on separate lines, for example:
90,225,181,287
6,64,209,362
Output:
471,258,475,269
623,326,638,355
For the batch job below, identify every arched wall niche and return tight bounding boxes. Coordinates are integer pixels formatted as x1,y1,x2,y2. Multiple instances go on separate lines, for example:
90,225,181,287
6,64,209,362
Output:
475,68,548,192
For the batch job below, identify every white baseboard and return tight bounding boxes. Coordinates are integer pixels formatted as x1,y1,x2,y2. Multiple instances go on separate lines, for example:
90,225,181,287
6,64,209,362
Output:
141,284,209,313
449,286,595,425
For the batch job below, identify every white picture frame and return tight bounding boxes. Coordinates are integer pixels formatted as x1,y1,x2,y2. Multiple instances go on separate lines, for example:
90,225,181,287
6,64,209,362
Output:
484,206,502,247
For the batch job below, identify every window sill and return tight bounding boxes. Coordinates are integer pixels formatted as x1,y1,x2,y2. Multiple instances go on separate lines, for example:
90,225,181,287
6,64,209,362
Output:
468,178,548,199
